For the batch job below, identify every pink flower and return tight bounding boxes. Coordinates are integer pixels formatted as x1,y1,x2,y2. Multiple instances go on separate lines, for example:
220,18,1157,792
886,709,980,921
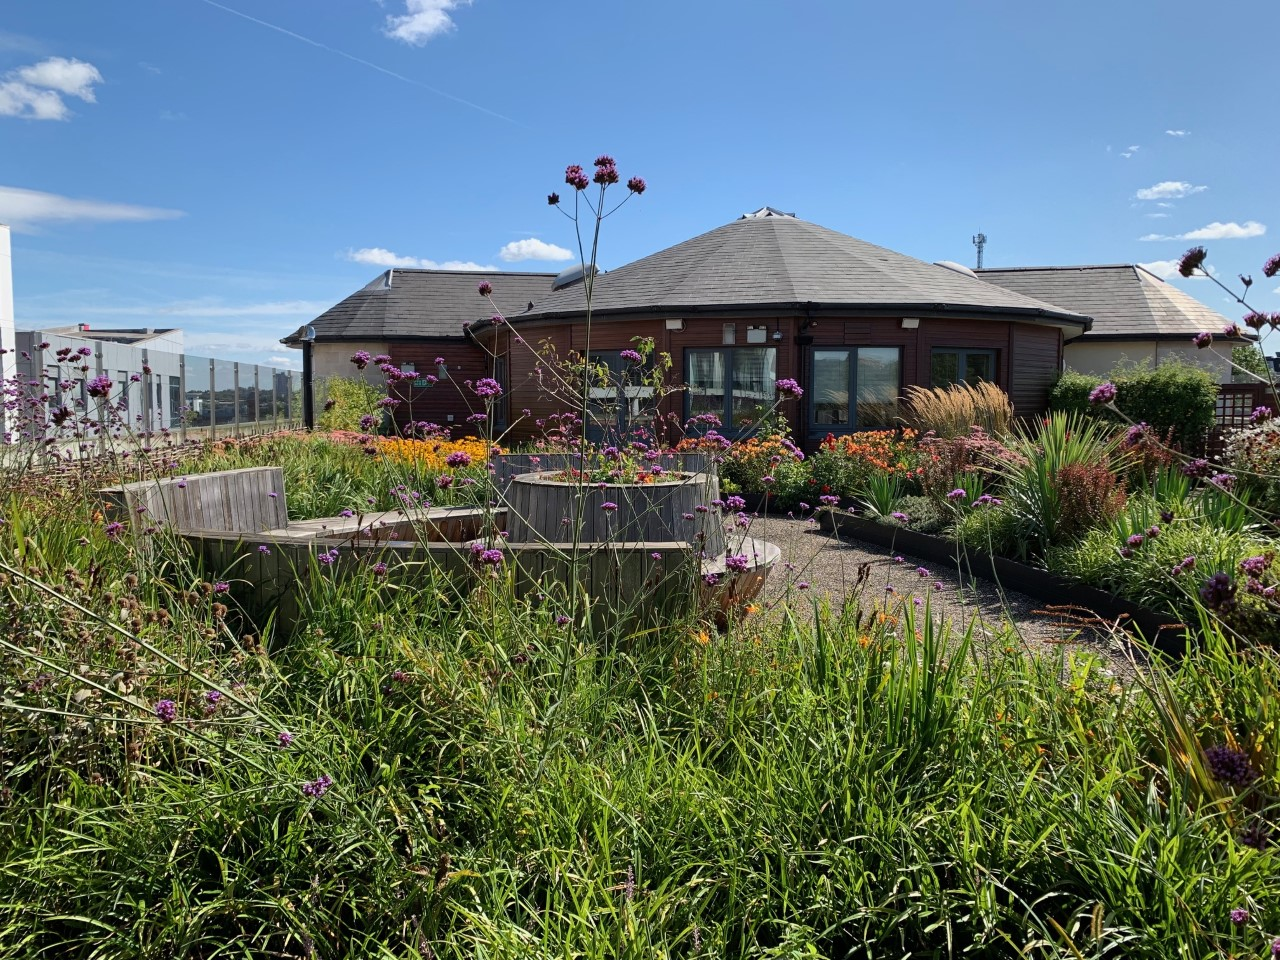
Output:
565,164,589,190
477,280,493,297
1263,253,1280,279
627,176,646,195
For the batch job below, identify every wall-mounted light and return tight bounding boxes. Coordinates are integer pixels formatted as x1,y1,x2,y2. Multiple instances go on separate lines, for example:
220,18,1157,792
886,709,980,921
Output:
901,317,920,330
771,330,783,342
665,318,684,332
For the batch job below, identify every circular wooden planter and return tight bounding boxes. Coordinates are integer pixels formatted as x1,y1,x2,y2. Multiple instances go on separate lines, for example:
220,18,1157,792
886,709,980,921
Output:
505,471,726,556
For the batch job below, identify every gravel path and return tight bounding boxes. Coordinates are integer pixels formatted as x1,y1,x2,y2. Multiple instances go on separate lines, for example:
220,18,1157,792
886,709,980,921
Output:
746,514,1141,674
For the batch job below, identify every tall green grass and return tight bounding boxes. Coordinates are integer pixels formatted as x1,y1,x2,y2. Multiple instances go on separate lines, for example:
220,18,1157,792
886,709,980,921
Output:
2,438,1278,958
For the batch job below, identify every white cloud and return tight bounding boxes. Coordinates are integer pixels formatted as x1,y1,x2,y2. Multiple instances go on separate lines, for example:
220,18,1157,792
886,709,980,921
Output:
30,298,329,319
498,238,573,263
0,81,68,120
1121,145,1140,158
0,57,102,120
1138,260,1179,279
16,57,102,101
1140,221,1267,242
1135,181,1207,201
147,300,330,318
1145,212,1170,219
384,0,470,45
1181,220,1266,240
0,185,184,231
345,247,495,271
1166,129,1190,137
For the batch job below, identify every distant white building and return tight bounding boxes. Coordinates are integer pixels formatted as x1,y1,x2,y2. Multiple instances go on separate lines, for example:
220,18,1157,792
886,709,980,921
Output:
977,264,1250,383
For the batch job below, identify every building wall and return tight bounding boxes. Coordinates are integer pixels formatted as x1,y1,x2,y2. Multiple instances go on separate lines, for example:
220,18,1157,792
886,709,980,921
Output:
312,340,390,383
497,314,1064,447
1065,339,1232,382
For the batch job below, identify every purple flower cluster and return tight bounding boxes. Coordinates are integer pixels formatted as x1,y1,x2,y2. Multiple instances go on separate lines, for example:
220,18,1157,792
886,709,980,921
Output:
1181,458,1211,479
946,488,966,501
472,378,503,398
1240,555,1271,578
445,451,473,468
627,176,646,195
302,774,333,798
1265,253,1280,279
1122,422,1149,448
619,348,643,364
1251,406,1274,425
1205,744,1257,788
601,501,618,513
1171,555,1196,577
565,164,589,190
350,350,371,369
358,413,377,432
155,699,177,723
477,280,493,297
775,378,803,399
1193,331,1213,349
593,155,619,185
1088,382,1117,406
1199,572,1237,611
724,553,749,572
86,375,113,399
1177,246,1208,277
1209,472,1236,491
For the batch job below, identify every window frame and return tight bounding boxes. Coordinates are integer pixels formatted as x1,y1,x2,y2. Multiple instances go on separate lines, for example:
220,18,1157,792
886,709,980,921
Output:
807,345,904,434
930,347,997,389
684,346,778,436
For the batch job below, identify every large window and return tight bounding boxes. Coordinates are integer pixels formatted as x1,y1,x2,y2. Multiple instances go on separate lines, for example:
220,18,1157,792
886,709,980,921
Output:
931,348,996,389
686,347,776,431
811,347,901,431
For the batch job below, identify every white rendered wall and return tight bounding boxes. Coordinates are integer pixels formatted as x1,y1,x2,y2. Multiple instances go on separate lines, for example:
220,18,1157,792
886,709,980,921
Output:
0,224,15,387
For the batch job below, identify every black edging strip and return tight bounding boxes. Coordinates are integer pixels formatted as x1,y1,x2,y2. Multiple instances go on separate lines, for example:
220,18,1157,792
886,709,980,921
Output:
818,511,1190,658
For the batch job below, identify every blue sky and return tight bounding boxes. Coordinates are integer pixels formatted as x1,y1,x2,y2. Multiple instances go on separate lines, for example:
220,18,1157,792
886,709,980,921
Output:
3,0,1278,368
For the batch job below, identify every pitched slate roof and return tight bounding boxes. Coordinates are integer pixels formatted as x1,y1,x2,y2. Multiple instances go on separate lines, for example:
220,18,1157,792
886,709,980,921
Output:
283,269,557,344
509,214,1091,329
976,265,1246,341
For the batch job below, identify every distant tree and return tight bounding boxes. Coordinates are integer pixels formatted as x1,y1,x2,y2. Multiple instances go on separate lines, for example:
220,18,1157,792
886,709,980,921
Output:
1232,343,1271,382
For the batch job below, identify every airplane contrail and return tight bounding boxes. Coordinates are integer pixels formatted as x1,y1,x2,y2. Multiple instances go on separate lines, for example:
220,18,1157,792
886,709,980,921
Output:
194,0,520,126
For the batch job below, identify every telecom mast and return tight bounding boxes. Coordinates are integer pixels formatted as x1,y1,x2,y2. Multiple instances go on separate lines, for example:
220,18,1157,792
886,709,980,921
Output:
972,232,987,270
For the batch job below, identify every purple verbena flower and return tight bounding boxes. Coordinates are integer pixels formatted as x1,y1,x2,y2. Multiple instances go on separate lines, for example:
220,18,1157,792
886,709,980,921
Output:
1088,382,1117,406
302,774,333,798
1228,906,1250,925
619,348,643,364
1178,246,1208,277
477,280,493,296
946,488,966,500
775,378,803,399
601,501,618,512
445,451,473,468
154,699,177,723
1193,331,1213,349
725,553,749,572
472,378,503,398
627,176,646,195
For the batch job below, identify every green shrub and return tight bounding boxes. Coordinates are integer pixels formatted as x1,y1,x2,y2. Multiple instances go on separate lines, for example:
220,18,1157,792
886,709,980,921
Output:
316,376,386,433
1051,503,1280,646
896,494,947,534
1049,361,1219,450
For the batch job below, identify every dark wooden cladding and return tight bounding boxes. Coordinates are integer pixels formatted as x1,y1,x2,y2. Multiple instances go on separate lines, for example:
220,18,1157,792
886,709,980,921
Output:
384,312,1066,444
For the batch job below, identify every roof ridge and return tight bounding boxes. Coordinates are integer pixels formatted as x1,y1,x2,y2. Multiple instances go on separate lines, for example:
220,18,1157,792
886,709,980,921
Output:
977,264,1139,273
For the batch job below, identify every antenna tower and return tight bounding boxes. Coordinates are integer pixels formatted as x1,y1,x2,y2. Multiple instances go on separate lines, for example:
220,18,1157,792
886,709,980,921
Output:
972,232,987,270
